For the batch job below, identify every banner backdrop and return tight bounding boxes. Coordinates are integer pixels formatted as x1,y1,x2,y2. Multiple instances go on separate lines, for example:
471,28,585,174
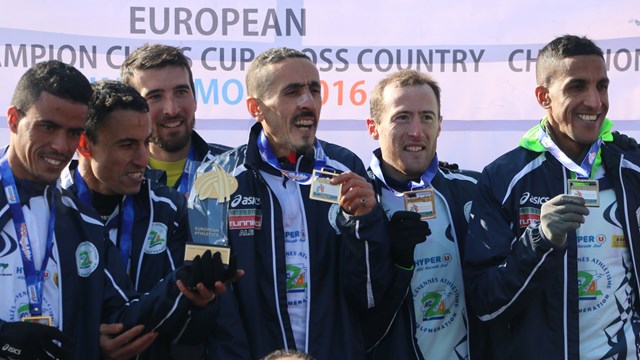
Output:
1,1,639,170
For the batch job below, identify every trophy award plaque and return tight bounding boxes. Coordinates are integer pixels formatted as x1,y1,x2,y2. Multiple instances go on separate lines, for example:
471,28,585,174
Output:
185,157,239,265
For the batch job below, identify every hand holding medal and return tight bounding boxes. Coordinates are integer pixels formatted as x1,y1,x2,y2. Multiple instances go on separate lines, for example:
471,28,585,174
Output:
330,171,376,216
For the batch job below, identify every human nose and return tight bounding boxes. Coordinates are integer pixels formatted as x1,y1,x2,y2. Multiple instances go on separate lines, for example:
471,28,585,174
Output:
297,89,318,112
51,131,75,155
584,87,603,110
162,96,180,117
133,144,150,167
407,117,423,138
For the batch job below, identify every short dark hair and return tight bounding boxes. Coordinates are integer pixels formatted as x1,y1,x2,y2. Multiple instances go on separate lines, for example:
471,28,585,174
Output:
120,43,195,98
10,60,92,114
369,69,442,122
246,47,311,98
85,80,149,143
536,35,604,86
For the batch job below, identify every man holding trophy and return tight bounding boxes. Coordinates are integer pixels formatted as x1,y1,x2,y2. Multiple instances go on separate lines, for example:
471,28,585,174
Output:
189,47,394,359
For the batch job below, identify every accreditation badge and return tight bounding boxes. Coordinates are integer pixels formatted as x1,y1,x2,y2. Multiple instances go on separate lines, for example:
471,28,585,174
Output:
567,179,599,207
22,315,52,326
404,188,436,219
309,169,341,204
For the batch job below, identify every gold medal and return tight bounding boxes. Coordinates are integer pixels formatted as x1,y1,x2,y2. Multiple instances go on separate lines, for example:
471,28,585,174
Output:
403,188,436,219
309,170,341,204
22,315,52,326
567,179,599,207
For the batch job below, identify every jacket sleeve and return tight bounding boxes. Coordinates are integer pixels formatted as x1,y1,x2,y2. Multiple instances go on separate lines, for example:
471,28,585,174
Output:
336,160,393,310
167,191,190,269
361,264,413,352
100,240,194,338
206,286,251,359
462,168,565,323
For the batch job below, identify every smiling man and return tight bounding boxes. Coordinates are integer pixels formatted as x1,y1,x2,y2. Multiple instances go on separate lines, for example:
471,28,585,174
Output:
214,47,394,359
363,70,480,360
464,35,640,359
120,44,230,193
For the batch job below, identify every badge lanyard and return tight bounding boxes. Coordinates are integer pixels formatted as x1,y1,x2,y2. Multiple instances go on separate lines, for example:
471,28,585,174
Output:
369,151,439,194
257,130,328,185
538,127,602,180
177,145,196,193
74,169,134,268
0,157,55,316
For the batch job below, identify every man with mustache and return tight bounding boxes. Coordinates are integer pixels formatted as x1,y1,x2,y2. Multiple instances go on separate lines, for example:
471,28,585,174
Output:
212,47,394,359
464,35,640,359
120,44,230,193
0,61,230,360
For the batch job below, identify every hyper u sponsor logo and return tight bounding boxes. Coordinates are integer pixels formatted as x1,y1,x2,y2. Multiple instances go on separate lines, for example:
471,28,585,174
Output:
285,230,306,243
415,253,452,268
577,234,606,248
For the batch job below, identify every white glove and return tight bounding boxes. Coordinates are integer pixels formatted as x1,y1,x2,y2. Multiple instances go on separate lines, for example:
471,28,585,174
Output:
540,194,589,248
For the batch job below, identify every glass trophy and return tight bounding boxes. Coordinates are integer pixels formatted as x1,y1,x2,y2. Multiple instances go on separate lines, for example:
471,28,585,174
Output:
185,154,239,265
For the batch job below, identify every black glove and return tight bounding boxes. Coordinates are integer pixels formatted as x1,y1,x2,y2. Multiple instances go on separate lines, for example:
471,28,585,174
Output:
612,131,638,150
438,160,459,170
388,211,431,268
178,250,238,291
0,321,74,359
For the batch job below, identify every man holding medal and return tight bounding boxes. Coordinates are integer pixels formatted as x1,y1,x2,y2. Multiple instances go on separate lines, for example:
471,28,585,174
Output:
363,70,481,359
214,47,394,359
0,61,237,359
464,35,640,359
120,44,230,193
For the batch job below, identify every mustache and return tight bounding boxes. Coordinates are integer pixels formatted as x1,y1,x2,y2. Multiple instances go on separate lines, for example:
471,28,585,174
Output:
292,111,317,122
42,151,71,162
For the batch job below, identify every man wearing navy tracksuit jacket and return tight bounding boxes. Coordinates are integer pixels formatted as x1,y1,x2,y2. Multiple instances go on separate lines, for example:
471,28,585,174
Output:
0,61,219,360
212,47,394,359
464,35,640,359
60,80,247,359
362,70,484,360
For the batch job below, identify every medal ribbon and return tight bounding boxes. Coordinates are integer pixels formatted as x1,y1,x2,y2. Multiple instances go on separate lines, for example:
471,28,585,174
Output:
257,130,327,185
73,168,134,269
177,145,196,193
369,150,439,195
0,157,55,316
538,127,601,179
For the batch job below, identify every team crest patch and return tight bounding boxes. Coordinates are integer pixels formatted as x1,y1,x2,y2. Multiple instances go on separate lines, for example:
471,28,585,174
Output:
145,222,167,255
76,241,99,277
328,204,341,235
519,207,540,228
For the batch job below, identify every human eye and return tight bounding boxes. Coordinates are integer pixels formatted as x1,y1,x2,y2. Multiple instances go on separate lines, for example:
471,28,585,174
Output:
421,114,435,123
69,129,84,139
176,88,191,97
597,81,609,92
145,93,162,103
39,121,58,133
393,114,410,123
